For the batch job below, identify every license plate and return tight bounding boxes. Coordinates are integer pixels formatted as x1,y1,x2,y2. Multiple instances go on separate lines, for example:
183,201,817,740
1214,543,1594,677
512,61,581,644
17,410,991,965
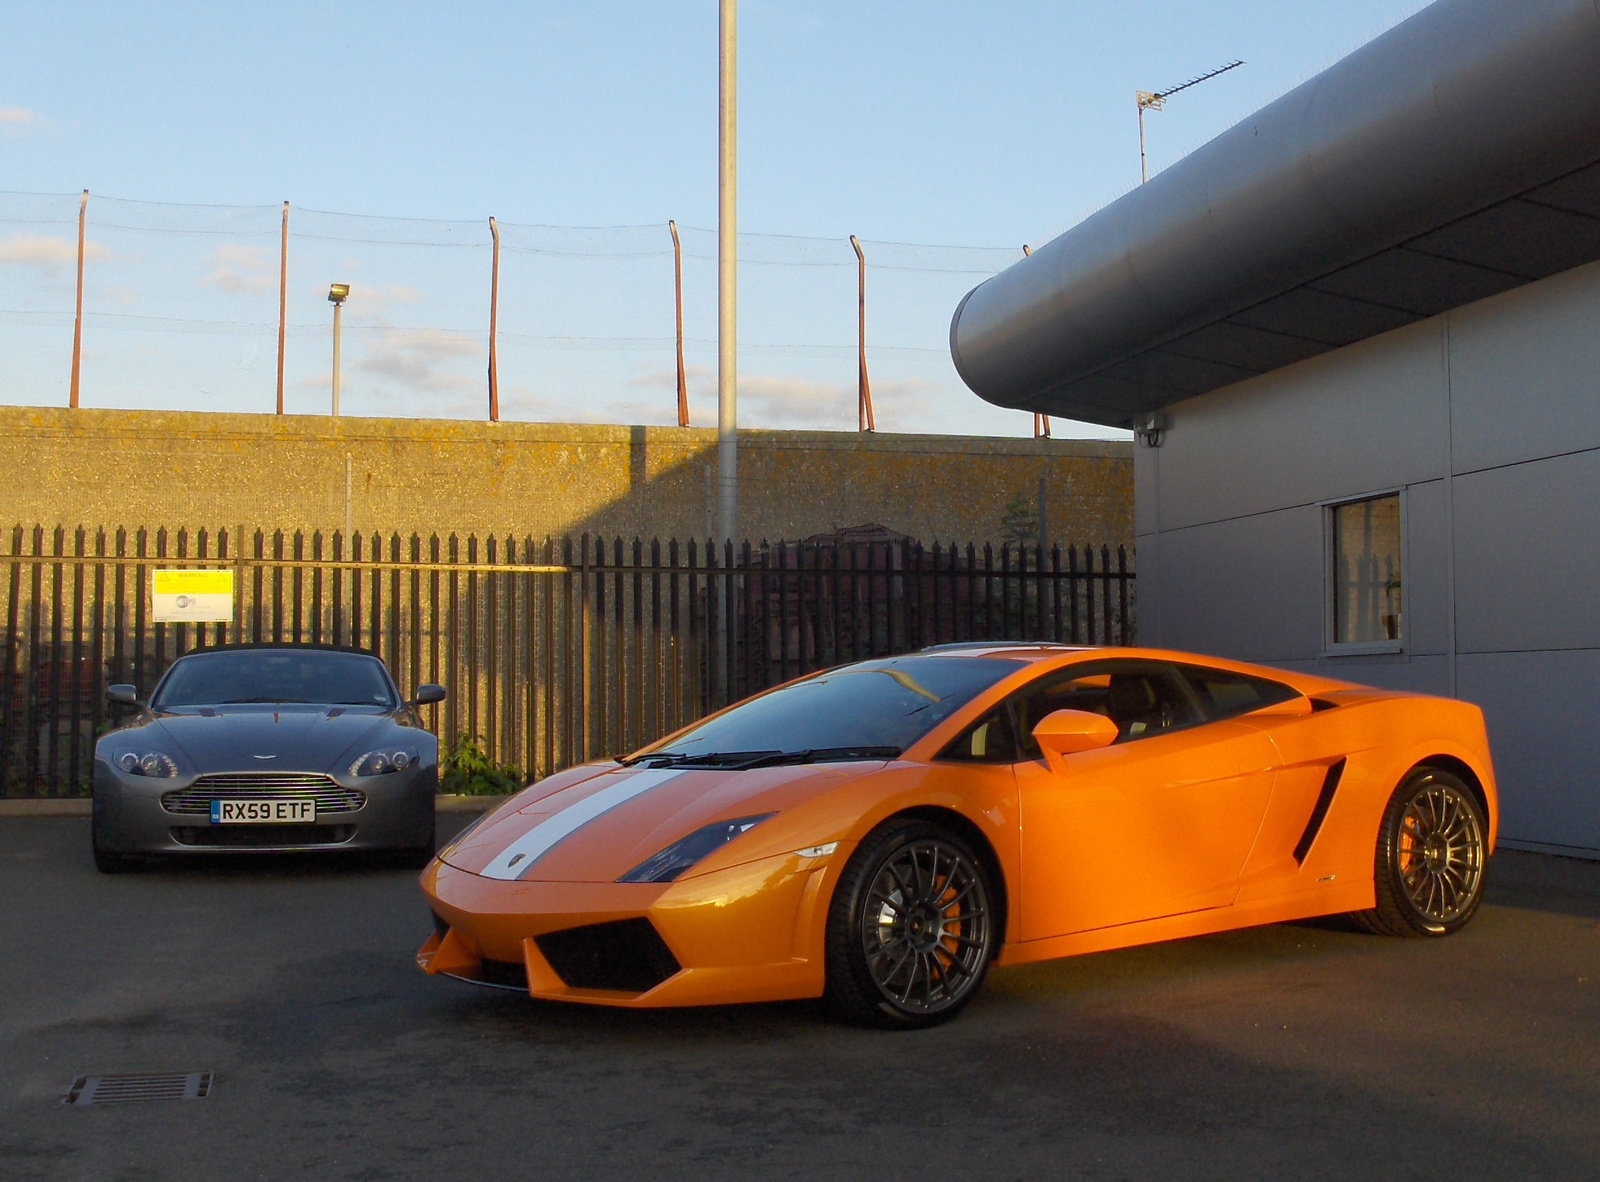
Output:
209,799,317,824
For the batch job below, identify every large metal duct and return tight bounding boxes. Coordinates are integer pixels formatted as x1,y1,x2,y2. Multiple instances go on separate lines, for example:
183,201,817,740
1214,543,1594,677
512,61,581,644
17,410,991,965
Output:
951,0,1600,427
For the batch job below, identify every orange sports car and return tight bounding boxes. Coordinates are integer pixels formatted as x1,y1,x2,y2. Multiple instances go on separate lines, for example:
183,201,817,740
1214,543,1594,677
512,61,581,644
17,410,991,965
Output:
418,644,1496,1028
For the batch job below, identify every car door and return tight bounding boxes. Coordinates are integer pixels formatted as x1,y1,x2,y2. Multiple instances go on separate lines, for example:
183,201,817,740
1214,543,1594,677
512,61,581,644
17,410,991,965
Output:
1009,659,1280,941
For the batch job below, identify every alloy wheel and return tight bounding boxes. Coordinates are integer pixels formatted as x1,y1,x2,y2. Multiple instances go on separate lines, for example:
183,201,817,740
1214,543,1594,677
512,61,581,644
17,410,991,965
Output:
859,838,991,1015
1395,780,1484,925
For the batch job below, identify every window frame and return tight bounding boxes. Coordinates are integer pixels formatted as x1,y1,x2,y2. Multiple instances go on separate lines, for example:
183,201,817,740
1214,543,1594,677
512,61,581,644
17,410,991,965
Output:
1321,487,1407,657
999,658,1210,761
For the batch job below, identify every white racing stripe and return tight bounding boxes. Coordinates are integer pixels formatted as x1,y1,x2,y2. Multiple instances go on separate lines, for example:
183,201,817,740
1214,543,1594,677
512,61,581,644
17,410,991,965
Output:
479,769,687,881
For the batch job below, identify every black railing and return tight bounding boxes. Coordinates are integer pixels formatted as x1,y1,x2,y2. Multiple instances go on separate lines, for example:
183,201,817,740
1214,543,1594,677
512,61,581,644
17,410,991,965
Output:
1,525,1134,795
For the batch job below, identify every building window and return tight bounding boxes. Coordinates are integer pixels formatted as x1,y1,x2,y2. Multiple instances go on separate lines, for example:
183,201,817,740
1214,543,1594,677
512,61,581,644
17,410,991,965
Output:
1328,493,1402,649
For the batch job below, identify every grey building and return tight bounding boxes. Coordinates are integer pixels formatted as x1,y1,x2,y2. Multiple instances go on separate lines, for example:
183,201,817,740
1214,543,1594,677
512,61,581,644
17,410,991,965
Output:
951,0,1600,857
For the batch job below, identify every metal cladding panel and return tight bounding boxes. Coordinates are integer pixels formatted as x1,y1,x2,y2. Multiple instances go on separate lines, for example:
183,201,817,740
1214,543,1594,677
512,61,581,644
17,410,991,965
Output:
1148,507,1325,662
1451,449,1600,654
1447,260,1600,471
1457,648,1600,850
951,0,1600,426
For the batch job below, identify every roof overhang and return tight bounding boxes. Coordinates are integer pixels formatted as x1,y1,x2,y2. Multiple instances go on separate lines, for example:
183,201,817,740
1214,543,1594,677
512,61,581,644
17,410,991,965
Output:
950,0,1600,428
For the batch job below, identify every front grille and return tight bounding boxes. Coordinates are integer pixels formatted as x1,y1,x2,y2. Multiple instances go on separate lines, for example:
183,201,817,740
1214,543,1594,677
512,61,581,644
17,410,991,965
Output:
162,774,366,815
535,918,681,993
171,824,356,848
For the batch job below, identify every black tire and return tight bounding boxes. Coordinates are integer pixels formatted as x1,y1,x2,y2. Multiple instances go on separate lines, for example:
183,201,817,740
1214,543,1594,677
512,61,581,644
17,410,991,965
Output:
1356,767,1487,937
821,818,996,1029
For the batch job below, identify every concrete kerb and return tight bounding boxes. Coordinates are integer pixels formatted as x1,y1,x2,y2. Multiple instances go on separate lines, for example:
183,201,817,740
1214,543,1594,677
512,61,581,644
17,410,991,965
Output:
0,794,511,818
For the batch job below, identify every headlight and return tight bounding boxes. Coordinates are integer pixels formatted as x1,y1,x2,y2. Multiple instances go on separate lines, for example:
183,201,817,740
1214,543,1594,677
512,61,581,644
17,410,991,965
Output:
114,749,178,778
617,813,775,884
350,747,419,776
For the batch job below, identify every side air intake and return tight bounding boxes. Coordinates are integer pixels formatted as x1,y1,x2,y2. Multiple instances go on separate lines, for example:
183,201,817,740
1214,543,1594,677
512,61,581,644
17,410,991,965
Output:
1293,759,1348,865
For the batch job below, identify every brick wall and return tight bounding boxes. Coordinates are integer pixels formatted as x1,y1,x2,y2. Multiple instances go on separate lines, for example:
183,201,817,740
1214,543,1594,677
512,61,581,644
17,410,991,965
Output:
6,407,1131,546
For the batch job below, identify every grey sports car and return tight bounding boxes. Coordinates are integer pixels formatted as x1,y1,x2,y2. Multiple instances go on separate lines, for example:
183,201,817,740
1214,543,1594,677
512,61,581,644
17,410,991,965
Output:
91,645,446,872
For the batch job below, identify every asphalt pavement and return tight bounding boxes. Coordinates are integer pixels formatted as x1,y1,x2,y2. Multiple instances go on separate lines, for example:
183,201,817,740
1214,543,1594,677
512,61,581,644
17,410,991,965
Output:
2,814,1597,1181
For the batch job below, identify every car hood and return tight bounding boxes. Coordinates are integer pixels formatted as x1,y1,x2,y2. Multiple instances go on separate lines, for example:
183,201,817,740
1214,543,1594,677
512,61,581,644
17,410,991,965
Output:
140,707,393,775
439,759,880,883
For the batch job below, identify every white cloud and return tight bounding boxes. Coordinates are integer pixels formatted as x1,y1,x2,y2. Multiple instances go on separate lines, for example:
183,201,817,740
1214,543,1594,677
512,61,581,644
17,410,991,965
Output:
0,233,110,267
623,365,948,431
356,327,481,395
0,107,47,137
488,387,613,424
201,244,273,293
628,363,712,389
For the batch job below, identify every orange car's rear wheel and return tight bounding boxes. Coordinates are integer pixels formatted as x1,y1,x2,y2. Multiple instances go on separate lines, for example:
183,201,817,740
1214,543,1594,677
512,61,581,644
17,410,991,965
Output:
822,819,995,1029
1359,767,1487,937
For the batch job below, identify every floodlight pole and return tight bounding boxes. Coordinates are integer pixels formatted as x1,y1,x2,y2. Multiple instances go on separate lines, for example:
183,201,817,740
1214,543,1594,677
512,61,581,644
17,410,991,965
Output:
718,0,738,548
716,0,737,703
331,301,342,417
328,284,349,417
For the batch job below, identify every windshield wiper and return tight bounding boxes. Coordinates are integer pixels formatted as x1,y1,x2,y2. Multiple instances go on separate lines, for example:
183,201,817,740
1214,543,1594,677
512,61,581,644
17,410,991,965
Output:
619,749,783,770
621,746,900,770
741,746,902,768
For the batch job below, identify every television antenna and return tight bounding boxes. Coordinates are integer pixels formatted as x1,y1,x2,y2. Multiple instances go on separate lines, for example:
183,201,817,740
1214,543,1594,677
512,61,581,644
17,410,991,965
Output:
1137,59,1244,183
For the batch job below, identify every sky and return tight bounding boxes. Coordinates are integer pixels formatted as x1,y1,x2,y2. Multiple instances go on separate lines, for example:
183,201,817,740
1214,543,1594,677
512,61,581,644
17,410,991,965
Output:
0,1,1434,437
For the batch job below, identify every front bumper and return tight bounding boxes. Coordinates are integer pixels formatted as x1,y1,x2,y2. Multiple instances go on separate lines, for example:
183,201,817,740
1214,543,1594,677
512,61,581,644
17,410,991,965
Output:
418,846,847,1007
92,760,436,854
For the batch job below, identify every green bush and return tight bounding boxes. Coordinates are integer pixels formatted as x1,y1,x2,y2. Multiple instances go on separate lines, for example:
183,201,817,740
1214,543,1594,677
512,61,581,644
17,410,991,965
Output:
438,734,524,797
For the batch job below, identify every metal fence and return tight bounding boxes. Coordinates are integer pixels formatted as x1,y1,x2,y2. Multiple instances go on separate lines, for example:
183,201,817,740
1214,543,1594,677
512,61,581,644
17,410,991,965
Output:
1,524,1135,796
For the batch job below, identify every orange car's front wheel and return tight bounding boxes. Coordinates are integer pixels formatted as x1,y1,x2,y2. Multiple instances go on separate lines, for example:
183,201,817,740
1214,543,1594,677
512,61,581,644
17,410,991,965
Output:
822,818,996,1029
1359,767,1487,937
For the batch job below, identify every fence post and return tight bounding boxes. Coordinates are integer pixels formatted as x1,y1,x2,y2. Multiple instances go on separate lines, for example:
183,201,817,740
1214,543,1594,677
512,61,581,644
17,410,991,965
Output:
0,526,21,793
277,200,288,414
580,533,591,762
670,220,688,427
70,190,87,409
487,216,500,422
1118,544,1130,645
850,235,875,432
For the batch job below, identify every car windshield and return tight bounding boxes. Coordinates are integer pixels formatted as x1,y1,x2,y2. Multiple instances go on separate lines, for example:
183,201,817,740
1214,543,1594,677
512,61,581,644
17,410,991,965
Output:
630,655,1019,767
152,650,396,709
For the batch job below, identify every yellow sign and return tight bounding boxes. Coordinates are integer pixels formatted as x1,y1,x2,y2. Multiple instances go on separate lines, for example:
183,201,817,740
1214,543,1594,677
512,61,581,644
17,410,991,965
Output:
152,568,235,623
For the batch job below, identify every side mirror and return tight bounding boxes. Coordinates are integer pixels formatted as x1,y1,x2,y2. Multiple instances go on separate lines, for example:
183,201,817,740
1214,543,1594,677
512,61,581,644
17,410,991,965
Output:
107,684,139,705
412,684,447,706
1032,708,1119,771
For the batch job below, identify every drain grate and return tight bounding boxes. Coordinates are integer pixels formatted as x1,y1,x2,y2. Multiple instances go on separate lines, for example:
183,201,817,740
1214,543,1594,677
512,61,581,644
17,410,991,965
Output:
64,1071,214,1106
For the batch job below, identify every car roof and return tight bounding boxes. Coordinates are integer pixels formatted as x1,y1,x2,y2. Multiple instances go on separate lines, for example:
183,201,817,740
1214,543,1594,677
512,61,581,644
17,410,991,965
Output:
172,643,382,659
917,642,1091,660
912,644,1357,694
